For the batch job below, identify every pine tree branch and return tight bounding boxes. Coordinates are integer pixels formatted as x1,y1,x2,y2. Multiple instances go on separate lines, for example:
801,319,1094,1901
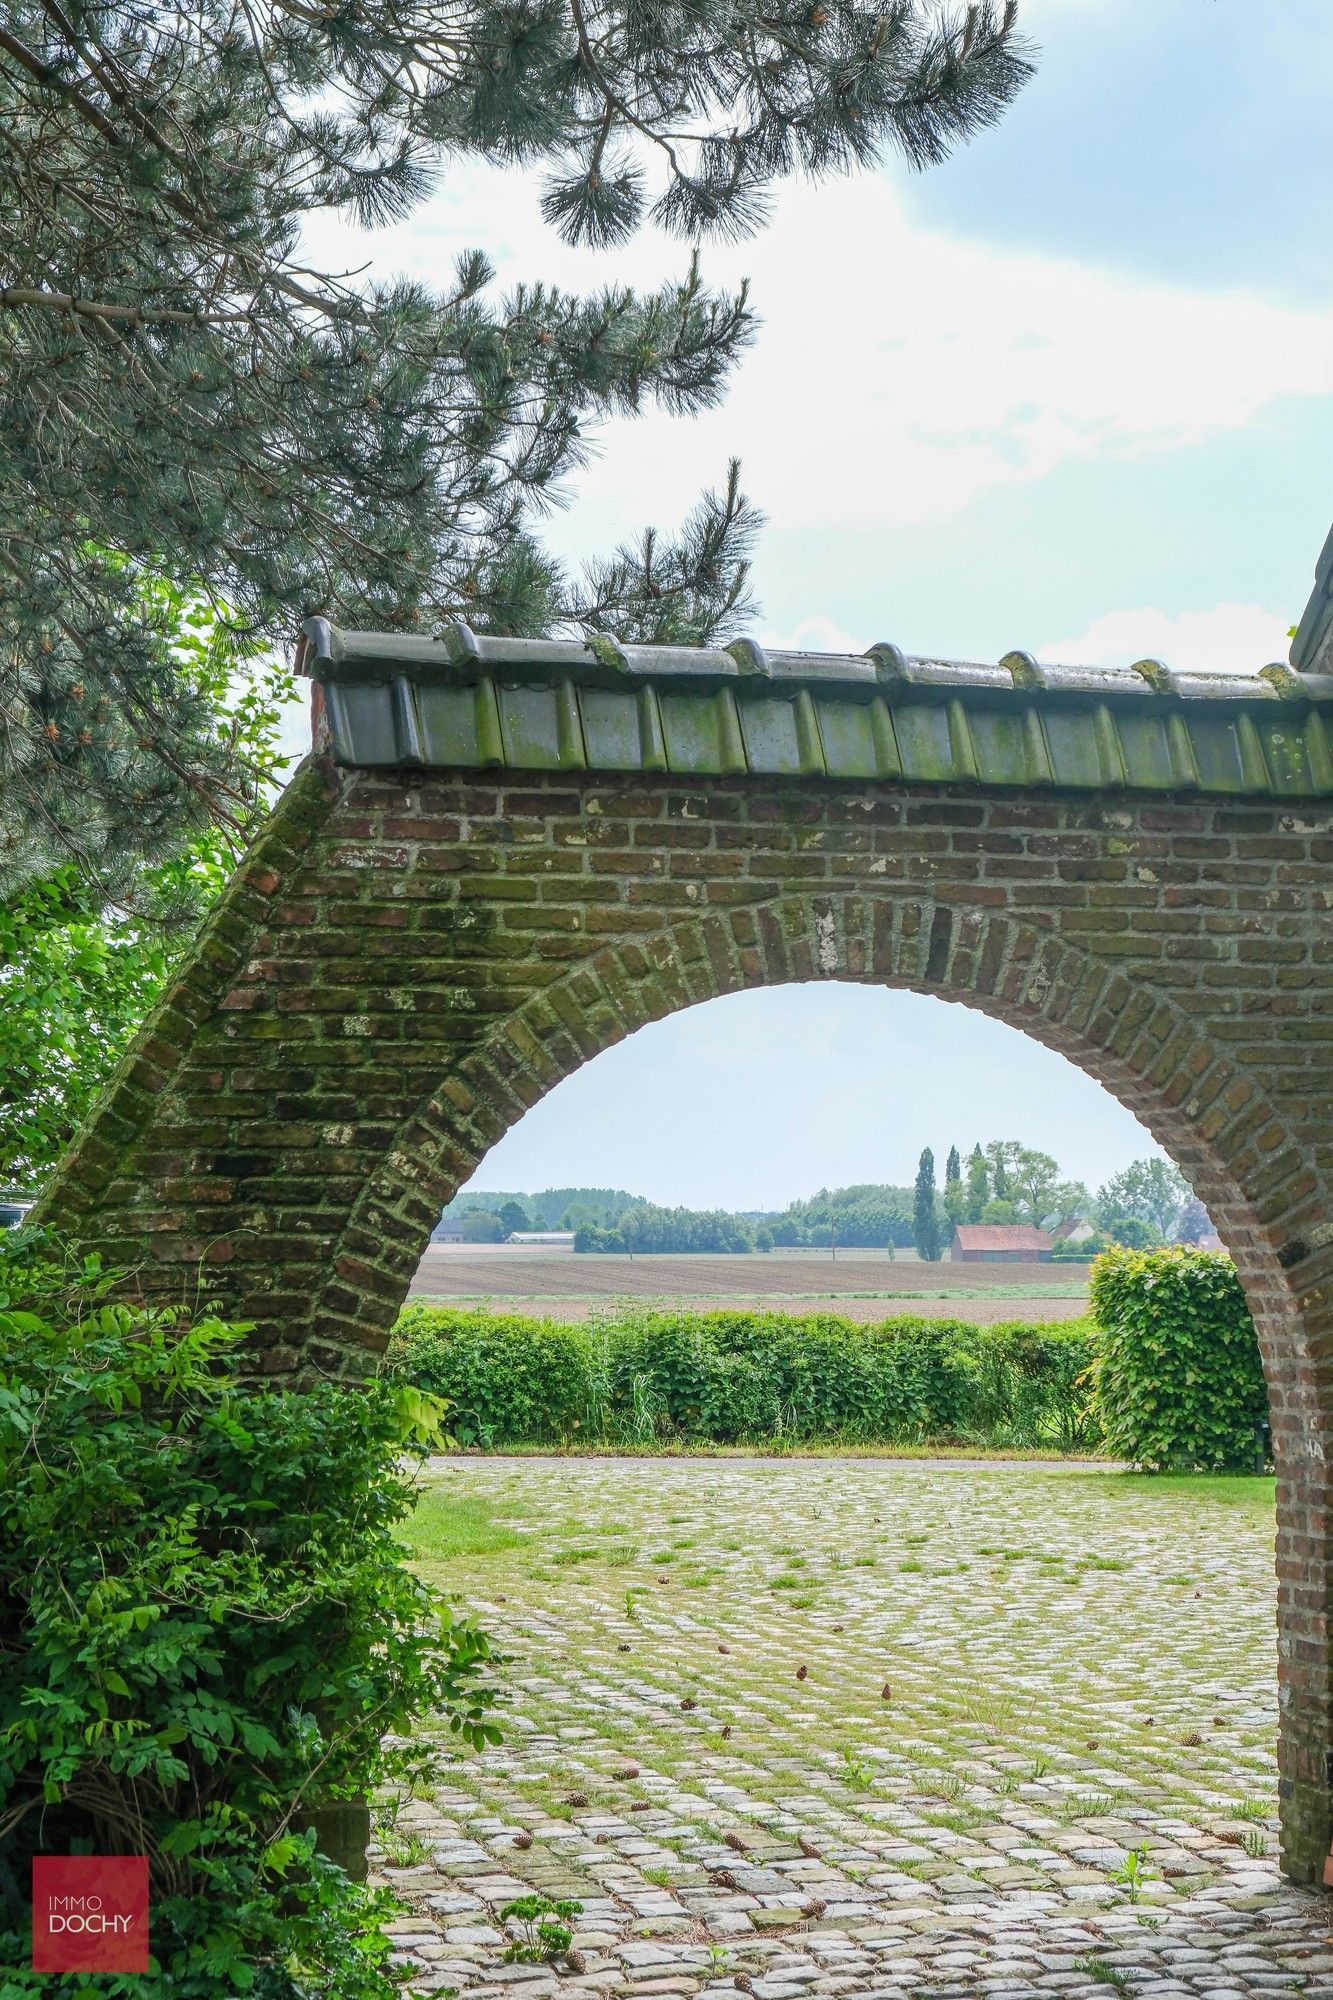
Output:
0,286,247,324
1,0,1032,885
0,20,124,148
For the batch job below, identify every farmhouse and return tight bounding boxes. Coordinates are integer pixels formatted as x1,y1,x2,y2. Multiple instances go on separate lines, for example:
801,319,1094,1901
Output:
952,1224,1053,1263
430,1219,465,1244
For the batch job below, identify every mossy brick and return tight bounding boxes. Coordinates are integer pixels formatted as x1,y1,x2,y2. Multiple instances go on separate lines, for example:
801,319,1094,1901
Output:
33,739,1333,1884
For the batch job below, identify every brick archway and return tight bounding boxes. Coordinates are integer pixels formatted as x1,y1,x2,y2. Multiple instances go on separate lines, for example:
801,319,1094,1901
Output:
36,619,1333,1882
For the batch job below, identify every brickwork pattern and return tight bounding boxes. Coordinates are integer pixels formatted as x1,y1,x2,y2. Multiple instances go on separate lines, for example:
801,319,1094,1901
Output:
37,755,1333,1880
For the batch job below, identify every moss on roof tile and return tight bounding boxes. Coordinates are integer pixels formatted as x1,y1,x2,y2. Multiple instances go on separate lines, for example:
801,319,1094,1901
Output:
298,617,1333,800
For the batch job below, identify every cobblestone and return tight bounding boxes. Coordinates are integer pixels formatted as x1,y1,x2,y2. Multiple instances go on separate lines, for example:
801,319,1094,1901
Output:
376,1458,1333,1996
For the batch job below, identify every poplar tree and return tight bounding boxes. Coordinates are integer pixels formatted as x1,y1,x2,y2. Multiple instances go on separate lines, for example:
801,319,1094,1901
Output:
942,1142,965,1229
913,1146,941,1262
965,1143,988,1222
1,0,1033,895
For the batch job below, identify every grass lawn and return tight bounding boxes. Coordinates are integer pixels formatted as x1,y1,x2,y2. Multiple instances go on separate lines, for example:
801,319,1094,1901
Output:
400,1487,532,1563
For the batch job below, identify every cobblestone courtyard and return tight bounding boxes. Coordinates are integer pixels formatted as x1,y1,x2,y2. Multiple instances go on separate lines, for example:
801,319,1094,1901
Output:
380,1459,1333,1998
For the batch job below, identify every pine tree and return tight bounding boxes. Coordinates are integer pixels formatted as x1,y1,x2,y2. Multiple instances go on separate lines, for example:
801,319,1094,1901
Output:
913,1147,941,1262
966,1144,989,1222
1,0,1033,894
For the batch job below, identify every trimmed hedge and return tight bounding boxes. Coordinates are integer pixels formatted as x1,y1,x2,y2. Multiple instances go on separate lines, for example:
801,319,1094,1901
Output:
1088,1245,1268,1471
386,1305,1100,1451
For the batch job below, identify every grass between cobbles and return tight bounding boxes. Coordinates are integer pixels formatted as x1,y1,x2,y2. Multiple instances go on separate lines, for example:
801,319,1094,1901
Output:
387,1455,1292,1981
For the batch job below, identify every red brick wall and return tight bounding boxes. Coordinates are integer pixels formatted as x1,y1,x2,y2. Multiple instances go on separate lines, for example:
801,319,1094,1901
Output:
39,755,1333,1881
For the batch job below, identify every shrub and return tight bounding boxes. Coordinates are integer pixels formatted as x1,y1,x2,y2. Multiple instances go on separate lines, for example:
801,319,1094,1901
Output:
941,1317,1102,1452
1088,1245,1268,1470
386,1304,1100,1452
0,1236,499,1996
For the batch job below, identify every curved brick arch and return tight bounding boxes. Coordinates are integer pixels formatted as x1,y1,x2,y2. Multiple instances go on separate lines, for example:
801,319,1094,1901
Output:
37,752,1333,1882
339,884,1301,1373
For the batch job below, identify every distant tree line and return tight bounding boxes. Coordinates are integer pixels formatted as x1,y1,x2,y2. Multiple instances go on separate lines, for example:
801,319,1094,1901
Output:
577,1204,755,1255
439,1187,644,1242
577,1186,919,1255
442,1149,1213,1258
774,1184,916,1249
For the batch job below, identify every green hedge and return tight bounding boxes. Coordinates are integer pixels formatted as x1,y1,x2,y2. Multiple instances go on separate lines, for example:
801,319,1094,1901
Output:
1088,1245,1268,1471
387,1304,1100,1451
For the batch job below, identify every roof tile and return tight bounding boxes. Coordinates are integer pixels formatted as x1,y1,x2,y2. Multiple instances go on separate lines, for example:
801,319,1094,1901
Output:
952,1225,1053,1251
297,616,1333,799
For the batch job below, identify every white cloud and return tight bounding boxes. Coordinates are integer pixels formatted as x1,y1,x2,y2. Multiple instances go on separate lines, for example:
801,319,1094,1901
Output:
1039,601,1292,676
303,162,1333,552
762,613,868,655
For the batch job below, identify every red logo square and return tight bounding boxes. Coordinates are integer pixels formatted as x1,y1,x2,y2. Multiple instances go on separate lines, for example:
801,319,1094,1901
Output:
32,1855,149,1973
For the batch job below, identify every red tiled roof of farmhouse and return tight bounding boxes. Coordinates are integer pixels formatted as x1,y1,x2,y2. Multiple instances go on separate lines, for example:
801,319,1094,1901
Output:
952,1225,1052,1252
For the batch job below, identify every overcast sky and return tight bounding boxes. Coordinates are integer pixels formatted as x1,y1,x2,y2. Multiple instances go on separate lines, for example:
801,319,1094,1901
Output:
298,0,1333,1207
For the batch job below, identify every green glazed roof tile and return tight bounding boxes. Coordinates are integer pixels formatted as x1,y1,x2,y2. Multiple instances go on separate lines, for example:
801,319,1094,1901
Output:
300,616,1333,800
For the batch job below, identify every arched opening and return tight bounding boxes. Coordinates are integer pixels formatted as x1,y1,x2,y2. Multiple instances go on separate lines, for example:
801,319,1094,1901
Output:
390,976,1320,1976
344,895,1316,1883
410,980,1178,1324
378,900,1312,1864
